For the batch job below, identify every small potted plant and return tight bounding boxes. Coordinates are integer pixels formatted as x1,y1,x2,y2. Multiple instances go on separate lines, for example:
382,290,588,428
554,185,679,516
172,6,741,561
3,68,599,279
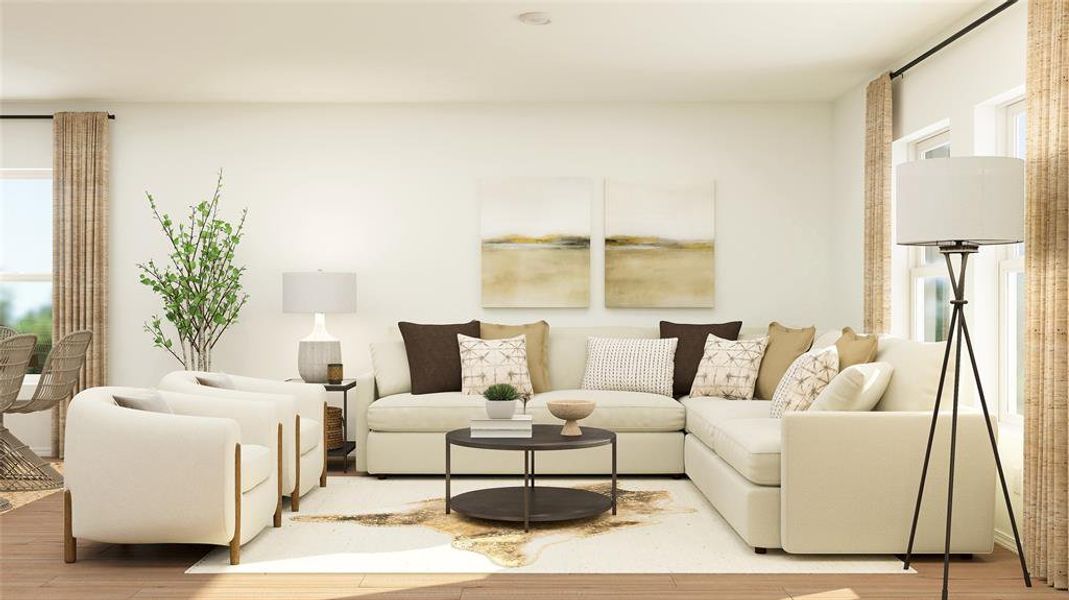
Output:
483,383,520,419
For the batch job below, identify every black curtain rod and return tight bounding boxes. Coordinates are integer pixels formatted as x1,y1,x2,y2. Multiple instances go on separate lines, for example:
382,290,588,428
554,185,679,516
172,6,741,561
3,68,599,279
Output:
891,0,1018,79
0,114,116,120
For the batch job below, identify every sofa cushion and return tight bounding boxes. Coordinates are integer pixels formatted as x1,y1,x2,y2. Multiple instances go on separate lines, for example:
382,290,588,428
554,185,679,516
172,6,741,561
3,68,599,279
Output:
874,336,953,411
481,321,550,393
368,389,684,433
370,340,411,397
240,444,272,492
754,322,815,400
682,396,780,485
547,327,657,390
398,320,481,394
530,390,685,432
299,418,320,455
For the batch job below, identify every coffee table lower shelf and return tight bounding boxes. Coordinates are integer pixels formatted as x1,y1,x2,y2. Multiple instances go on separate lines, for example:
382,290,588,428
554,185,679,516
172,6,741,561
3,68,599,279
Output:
449,486,612,523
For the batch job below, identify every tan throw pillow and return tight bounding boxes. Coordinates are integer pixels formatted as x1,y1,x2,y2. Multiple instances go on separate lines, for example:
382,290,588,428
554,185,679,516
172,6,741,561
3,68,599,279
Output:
835,327,879,371
769,347,839,417
458,334,533,397
754,322,816,400
690,336,769,400
481,321,550,393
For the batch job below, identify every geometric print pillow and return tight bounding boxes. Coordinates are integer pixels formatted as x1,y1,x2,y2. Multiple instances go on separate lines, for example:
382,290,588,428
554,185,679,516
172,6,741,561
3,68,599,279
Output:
581,337,678,396
458,334,534,397
769,346,839,418
689,336,769,400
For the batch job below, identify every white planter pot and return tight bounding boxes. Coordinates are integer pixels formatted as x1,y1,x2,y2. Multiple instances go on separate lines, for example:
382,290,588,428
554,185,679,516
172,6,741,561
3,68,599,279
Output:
485,399,517,419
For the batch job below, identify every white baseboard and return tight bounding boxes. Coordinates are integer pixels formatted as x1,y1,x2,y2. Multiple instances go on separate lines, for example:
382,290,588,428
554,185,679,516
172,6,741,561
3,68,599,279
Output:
994,528,1020,553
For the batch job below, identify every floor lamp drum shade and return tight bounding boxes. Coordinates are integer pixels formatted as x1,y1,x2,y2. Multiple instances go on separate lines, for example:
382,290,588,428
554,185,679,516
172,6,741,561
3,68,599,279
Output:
282,272,357,383
896,156,1024,247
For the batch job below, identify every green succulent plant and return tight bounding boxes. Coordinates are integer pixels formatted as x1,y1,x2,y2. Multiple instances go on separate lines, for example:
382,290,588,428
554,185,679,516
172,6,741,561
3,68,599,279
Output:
483,383,520,402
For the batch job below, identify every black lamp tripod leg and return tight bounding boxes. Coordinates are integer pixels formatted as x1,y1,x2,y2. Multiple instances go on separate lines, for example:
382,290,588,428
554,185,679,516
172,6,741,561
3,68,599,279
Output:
941,306,964,600
903,300,959,570
958,312,1032,587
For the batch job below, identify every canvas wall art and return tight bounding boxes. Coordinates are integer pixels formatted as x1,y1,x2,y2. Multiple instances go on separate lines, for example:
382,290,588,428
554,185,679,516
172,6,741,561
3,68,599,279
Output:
604,181,715,308
480,177,592,307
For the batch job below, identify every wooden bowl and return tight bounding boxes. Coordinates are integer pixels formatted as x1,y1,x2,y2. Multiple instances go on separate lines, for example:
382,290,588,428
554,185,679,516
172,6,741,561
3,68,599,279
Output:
546,399,596,436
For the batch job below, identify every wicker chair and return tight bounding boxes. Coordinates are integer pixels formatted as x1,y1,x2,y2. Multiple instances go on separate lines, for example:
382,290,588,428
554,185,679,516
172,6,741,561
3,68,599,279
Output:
0,333,40,496
1,330,92,491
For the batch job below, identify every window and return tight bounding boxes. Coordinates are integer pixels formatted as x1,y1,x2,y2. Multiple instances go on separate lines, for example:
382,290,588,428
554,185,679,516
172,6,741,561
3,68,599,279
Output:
0,170,53,373
909,130,952,342
998,98,1026,424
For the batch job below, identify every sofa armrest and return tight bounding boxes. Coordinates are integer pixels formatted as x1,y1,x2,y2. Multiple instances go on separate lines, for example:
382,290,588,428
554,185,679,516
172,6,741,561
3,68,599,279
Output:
354,371,376,472
780,410,995,554
228,375,327,421
64,390,241,546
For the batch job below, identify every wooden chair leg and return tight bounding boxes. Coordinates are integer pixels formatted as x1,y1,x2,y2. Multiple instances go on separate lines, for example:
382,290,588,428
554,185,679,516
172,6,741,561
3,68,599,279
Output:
320,402,328,487
274,423,283,527
230,443,242,565
63,490,76,563
291,414,300,512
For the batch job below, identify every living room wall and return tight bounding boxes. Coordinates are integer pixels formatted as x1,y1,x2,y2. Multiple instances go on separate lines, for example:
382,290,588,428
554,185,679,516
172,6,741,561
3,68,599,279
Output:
1,101,840,450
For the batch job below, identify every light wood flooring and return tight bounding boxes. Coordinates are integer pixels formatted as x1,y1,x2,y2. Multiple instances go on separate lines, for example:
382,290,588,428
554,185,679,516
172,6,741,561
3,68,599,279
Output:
1,466,1063,600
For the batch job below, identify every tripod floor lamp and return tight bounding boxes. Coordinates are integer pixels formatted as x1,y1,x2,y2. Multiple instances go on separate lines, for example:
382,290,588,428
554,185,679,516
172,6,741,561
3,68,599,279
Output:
895,156,1030,599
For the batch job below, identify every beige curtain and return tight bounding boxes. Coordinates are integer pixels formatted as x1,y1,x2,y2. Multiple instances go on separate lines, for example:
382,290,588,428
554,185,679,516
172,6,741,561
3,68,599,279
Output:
1024,0,1069,590
51,112,109,457
863,73,893,334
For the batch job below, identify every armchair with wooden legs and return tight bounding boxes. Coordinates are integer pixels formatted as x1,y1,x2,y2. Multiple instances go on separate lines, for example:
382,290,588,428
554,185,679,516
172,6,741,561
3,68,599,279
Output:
157,372,328,511
63,387,282,565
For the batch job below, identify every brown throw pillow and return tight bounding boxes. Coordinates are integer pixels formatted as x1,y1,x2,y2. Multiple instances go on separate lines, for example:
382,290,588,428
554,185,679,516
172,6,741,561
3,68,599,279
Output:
660,320,743,398
481,321,550,393
835,327,878,370
398,320,481,394
754,322,816,400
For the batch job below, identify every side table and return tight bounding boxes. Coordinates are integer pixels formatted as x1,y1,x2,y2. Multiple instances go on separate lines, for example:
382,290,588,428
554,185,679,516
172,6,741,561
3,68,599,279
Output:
288,378,358,472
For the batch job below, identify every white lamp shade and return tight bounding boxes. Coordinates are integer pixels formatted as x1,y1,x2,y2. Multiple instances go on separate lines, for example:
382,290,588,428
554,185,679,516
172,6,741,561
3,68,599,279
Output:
896,156,1024,246
282,272,357,314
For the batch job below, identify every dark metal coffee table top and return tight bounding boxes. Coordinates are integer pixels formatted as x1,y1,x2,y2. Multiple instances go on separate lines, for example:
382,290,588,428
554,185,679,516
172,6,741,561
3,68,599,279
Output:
446,424,615,450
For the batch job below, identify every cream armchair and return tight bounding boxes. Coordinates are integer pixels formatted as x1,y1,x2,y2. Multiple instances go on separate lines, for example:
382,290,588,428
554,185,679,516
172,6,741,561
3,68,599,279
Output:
158,372,327,510
63,387,282,565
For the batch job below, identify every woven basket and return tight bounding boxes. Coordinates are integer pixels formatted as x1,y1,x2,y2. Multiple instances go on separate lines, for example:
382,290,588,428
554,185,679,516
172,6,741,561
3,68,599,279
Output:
325,406,344,450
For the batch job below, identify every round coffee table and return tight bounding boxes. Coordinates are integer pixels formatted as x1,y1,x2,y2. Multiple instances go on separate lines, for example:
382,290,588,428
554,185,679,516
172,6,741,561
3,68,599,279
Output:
445,424,616,531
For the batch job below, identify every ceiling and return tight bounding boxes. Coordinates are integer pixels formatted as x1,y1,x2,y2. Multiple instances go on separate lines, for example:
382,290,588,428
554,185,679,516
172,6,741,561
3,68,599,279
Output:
0,1,990,103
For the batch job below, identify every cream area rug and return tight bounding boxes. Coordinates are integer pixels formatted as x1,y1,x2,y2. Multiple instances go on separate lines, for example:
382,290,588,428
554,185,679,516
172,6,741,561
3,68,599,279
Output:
188,476,913,574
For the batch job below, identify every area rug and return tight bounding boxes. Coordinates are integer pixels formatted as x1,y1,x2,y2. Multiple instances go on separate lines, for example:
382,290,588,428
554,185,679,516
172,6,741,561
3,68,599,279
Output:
188,476,913,574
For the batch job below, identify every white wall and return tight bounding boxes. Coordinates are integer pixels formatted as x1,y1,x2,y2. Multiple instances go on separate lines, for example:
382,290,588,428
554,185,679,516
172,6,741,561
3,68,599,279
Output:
1,101,839,451
829,0,1027,550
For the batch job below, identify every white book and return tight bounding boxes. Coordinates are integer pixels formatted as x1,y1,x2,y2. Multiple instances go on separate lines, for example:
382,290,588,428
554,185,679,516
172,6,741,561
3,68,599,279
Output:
470,429,533,438
470,415,533,430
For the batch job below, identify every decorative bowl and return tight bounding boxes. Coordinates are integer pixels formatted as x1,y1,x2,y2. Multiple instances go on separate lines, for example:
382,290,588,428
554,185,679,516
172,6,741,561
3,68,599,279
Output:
546,399,596,436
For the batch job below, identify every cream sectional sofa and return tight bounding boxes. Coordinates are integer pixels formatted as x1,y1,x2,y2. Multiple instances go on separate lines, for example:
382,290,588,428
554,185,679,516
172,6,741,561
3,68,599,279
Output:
354,325,996,554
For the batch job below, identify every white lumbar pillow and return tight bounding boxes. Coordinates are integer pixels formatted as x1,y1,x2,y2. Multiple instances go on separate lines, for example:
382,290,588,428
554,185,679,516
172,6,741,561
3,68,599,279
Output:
809,362,895,412
581,337,677,397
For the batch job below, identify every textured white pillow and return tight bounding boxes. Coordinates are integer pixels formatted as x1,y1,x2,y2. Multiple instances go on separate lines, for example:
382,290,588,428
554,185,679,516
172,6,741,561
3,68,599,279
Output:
581,337,677,396
770,346,839,418
690,336,769,400
810,362,894,412
458,334,533,397
113,390,173,414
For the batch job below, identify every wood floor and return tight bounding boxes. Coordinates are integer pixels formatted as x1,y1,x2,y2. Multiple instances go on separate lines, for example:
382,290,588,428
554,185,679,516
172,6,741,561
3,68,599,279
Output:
1,469,1063,600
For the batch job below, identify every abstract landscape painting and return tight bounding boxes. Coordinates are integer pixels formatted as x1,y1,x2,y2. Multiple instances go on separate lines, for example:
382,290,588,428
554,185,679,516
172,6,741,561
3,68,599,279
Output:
604,181,715,307
480,177,591,307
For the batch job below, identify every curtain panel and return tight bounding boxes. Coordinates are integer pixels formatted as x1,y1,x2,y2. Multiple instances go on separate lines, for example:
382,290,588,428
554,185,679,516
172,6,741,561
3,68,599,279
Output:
1024,0,1069,590
51,112,109,457
863,73,893,334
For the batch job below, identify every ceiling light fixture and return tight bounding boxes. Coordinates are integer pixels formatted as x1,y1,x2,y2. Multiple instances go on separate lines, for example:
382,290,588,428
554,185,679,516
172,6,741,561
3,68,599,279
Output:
517,12,551,26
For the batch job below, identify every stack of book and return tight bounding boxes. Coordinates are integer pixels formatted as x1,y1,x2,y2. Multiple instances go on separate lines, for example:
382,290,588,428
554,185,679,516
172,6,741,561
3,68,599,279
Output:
470,414,533,438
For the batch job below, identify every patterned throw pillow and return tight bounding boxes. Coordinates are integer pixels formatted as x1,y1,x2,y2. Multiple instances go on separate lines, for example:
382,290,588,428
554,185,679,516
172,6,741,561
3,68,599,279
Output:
458,334,533,397
581,337,678,396
770,346,839,418
690,336,769,400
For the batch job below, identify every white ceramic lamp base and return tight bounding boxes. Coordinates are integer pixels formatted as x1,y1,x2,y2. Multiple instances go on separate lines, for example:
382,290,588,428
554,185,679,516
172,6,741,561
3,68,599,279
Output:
298,340,341,383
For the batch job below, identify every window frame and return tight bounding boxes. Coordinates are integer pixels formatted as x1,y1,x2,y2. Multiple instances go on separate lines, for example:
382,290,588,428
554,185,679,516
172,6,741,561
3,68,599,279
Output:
907,130,953,342
0,168,54,380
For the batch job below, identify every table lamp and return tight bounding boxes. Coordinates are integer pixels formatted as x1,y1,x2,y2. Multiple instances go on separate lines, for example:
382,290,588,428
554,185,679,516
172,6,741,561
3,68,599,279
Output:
895,156,1029,599
282,271,357,383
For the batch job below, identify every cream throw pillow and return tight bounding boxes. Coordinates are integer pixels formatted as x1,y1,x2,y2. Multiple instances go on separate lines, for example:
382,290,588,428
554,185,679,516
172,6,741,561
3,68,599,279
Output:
810,362,894,412
581,337,677,396
690,336,769,400
458,334,533,397
770,346,839,418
